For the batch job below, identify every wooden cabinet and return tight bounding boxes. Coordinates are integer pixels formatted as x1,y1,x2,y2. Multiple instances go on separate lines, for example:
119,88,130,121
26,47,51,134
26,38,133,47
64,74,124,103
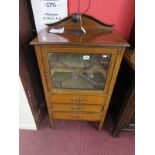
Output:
30,14,129,130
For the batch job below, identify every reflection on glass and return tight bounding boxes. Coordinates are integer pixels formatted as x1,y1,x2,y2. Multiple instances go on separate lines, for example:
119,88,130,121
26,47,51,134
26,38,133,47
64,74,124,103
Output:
48,52,111,90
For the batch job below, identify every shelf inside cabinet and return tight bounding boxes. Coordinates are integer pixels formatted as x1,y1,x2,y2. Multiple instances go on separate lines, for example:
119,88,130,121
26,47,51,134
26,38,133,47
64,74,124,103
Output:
52,72,105,90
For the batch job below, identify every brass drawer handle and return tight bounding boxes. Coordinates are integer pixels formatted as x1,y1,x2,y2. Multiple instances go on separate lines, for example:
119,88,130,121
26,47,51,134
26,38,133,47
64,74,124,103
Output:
72,98,84,103
72,98,76,102
72,105,83,110
72,114,82,118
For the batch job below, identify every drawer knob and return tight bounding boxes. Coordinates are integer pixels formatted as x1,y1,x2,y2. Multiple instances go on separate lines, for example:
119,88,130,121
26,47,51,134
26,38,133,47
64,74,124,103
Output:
72,98,84,103
72,105,83,110
72,114,82,118
72,98,76,102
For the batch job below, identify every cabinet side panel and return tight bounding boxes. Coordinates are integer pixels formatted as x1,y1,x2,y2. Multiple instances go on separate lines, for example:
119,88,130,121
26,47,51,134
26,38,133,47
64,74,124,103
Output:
103,51,117,93
34,45,49,102
99,48,125,130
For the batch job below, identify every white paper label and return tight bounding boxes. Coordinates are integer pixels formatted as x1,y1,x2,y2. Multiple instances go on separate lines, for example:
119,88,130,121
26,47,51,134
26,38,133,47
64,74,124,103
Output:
30,0,68,32
83,55,90,60
49,27,64,33
102,55,108,58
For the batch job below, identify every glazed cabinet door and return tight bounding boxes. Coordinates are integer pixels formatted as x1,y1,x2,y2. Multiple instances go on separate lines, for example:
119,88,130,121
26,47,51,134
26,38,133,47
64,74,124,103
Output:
41,46,117,94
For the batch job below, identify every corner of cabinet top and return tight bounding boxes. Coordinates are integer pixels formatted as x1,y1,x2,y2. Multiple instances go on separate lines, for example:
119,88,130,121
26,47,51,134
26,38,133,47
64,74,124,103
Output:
30,14,130,48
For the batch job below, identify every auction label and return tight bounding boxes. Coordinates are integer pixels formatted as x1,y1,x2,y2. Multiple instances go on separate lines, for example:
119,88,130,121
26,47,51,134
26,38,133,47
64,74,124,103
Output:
30,0,68,32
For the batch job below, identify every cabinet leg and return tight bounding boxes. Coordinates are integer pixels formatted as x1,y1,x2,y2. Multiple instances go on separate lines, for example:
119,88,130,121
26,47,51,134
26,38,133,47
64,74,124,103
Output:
98,113,106,130
98,121,104,131
49,119,55,127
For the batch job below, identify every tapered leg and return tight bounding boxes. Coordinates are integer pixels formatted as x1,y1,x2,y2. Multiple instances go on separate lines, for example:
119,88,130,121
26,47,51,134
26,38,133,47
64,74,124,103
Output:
47,103,55,127
49,118,55,127
98,118,105,131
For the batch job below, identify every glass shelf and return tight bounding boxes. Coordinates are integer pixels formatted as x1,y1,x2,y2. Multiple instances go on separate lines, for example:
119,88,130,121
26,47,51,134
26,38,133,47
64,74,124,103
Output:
48,52,111,90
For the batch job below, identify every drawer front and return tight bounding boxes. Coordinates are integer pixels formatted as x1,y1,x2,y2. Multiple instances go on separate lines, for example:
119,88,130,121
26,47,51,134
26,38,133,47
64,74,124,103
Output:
50,112,102,121
48,94,106,105
50,103,103,112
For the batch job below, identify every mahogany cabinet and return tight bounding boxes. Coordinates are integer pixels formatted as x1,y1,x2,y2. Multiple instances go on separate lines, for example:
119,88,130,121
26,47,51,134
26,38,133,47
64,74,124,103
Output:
30,15,129,130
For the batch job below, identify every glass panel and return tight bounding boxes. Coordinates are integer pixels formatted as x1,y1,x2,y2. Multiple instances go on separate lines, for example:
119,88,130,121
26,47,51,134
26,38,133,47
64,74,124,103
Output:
48,52,111,90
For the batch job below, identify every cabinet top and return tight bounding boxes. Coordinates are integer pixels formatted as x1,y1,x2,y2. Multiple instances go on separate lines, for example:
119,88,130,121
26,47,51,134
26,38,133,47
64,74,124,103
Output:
30,14,129,47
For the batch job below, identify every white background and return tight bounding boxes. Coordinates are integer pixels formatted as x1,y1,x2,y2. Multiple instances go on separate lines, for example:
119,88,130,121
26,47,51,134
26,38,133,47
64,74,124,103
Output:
19,78,37,130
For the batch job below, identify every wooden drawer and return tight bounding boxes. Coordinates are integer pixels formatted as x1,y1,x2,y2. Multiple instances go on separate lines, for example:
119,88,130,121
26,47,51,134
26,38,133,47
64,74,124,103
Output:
48,94,106,105
50,112,102,121
50,103,103,112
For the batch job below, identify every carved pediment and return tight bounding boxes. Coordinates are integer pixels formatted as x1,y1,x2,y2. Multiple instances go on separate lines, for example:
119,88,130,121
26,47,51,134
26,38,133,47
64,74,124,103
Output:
30,14,129,47
46,14,113,34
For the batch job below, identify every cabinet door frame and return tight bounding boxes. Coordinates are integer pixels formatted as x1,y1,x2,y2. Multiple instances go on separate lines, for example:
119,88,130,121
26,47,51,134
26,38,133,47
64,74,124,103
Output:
41,45,118,95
